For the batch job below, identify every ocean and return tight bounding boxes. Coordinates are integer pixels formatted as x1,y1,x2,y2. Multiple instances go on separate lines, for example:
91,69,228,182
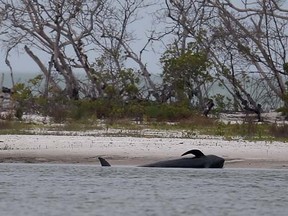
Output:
0,163,287,216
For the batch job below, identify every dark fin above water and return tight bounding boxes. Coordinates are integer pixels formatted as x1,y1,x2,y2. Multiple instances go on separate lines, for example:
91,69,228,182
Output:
181,149,205,158
98,157,111,166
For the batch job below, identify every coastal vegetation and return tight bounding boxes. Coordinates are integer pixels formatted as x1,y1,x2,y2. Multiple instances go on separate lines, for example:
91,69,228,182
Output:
0,1,288,141
1,106,288,142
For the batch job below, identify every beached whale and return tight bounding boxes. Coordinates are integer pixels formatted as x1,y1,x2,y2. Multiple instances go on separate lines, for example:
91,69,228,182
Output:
98,149,225,168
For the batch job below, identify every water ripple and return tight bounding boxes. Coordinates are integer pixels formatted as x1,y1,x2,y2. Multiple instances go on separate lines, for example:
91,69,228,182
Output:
0,164,287,216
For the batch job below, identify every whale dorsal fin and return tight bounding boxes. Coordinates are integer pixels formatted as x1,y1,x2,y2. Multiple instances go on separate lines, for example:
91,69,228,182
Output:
181,149,205,158
98,157,111,166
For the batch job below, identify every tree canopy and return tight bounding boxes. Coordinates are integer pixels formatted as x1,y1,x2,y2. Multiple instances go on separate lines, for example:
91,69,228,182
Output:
1,0,288,118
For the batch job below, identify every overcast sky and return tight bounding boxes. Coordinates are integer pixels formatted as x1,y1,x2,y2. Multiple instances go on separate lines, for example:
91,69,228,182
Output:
0,32,163,75
0,1,165,77
1,1,287,77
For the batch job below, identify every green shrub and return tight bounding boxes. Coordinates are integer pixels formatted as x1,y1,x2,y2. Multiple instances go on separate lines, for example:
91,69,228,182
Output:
15,108,23,120
69,100,97,120
124,102,145,118
0,120,12,129
269,124,288,138
144,103,192,121
276,106,288,120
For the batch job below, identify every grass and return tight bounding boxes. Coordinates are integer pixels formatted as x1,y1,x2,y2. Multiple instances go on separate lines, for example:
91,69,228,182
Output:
268,124,288,139
0,120,37,135
0,115,288,142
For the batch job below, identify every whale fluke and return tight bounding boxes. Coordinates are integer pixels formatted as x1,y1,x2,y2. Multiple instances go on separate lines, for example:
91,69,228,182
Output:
181,149,205,158
98,157,111,166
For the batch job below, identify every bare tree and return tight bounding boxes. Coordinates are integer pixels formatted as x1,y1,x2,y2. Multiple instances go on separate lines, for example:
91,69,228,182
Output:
0,0,164,102
153,0,215,107
209,0,288,105
89,0,163,101
163,0,288,115
0,1,125,100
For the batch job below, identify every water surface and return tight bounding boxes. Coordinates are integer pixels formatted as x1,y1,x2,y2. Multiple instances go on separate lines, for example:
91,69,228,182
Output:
0,163,287,216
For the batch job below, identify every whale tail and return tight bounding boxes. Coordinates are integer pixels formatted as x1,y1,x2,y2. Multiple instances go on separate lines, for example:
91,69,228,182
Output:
181,149,205,158
98,157,111,166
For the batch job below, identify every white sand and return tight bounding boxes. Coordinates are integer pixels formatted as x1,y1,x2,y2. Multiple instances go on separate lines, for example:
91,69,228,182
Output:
0,134,288,168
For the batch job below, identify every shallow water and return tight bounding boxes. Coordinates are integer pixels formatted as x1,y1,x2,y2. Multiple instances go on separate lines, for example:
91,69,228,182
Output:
0,163,287,216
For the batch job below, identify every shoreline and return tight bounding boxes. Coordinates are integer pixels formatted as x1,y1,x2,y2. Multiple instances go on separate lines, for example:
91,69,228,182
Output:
0,134,288,169
0,154,287,169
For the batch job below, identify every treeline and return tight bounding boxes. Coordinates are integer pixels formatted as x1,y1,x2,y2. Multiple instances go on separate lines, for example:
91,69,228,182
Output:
0,1,288,119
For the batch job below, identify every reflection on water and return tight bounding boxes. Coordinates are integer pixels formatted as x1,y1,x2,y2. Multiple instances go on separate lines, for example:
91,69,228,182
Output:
0,163,287,216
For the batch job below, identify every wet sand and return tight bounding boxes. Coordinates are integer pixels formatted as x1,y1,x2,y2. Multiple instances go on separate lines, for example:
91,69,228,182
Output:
0,134,288,169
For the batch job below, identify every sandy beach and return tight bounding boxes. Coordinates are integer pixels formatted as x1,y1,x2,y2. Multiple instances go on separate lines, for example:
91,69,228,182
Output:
0,133,288,169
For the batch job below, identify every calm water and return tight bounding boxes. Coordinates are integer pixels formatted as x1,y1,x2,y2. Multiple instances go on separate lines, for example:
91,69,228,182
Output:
0,164,287,216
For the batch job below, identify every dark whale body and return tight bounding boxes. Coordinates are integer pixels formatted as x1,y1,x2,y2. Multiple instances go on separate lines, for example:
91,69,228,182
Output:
98,149,225,168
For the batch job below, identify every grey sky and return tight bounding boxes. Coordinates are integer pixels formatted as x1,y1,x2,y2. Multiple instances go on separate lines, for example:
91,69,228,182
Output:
0,1,165,77
1,1,287,78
